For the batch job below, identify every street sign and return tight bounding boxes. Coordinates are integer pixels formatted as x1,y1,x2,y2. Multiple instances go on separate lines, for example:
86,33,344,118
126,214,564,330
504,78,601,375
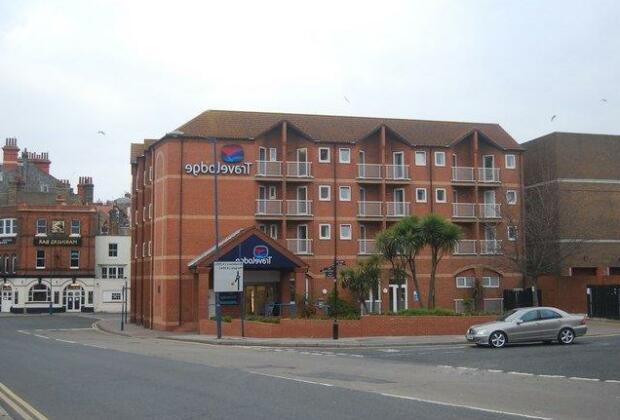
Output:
218,292,241,305
321,265,336,279
214,261,244,292
335,259,346,266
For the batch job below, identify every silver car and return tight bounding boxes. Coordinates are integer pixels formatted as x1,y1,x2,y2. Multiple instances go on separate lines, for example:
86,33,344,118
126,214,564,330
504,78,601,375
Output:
466,306,587,348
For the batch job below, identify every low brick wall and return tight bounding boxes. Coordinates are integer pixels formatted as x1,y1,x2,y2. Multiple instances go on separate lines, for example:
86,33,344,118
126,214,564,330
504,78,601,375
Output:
199,315,496,338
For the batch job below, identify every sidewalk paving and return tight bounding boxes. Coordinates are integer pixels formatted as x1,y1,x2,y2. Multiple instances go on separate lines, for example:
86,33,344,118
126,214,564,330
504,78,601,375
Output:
94,317,620,348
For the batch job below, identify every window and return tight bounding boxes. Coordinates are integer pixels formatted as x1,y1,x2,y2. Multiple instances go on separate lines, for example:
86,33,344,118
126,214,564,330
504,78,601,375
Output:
456,277,474,288
339,186,351,201
142,206,146,222
319,185,331,201
415,151,427,166
71,220,81,236
339,148,351,164
109,267,117,278
339,224,352,240
70,250,80,268
540,309,562,320
434,151,446,167
507,226,517,241
111,292,122,301
149,166,153,182
506,190,517,205
268,224,278,240
118,267,125,278
40,184,49,192
318,148,330,163
482,276,500,288
149,204,152,219
102,267,108,278
11,255,16,273
610,267,620,276
134,244,138,258
521,310,539,323
268,186,276,199
4,255,8,274
88,291,94,304
109,243,118,257
416,188,427,203
36,219,47,235
148,241,152,257
36,250,45,269
29,284,50,302
142,242,146,257
571,267,597,276
0,218,17,236
435,188,447,203
505,154,516,169
319,224,331,240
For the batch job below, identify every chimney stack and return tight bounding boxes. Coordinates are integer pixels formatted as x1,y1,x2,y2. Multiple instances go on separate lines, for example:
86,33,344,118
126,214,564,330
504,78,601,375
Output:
24,151,51,174
77,176,94,204
2,138,20,172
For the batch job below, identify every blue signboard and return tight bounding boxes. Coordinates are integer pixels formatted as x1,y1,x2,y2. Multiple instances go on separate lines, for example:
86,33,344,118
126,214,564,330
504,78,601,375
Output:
219,234,298,270
217,292,241,305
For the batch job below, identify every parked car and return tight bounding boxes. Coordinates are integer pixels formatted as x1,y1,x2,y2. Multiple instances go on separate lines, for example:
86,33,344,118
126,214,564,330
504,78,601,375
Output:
466,307,587,348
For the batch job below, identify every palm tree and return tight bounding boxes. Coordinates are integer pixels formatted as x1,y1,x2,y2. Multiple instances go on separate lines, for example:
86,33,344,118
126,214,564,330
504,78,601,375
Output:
391,216,424,307
421,214,462,309
340,255,381,314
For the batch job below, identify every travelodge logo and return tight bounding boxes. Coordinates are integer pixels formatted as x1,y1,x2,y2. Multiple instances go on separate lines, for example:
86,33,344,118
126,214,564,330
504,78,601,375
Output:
253,245,269,259
184,144,252,176
235,244,272,265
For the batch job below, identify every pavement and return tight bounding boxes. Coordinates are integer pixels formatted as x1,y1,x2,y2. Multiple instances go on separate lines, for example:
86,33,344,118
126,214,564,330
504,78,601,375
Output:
95,316,620,348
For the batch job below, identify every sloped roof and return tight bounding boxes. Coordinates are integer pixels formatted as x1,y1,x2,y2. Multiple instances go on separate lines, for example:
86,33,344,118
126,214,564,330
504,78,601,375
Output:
176,110,521,150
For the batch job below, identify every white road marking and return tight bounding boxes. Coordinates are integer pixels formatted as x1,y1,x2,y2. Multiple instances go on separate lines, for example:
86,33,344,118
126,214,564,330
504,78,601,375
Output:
456,366,477,371
569,377,600,382
33,334,50,340
0,381,48,420
349,354,364,358
17,330,31,335
604,379,620,384
54,339,77,344
487,369,503,373
537,374,565,379
508,371,534,376
82,344,107,349
379,349,400,353
249,371,333,387
380,393,551,420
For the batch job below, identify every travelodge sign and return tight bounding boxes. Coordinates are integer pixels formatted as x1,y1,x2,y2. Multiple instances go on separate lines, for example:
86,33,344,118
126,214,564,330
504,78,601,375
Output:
184,144,252,176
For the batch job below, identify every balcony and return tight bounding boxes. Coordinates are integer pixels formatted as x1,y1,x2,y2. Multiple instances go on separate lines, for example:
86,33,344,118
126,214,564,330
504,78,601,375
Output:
286,200,312,217
451,167,475,183
478,203,501,219
385,165,410,182
255,199,283,217
480,240,503,255
358,239,377,255
454,240,477,255
286,161,312,179
452,203,476,219
357,164,382,181
287,239,312,255
478,167,501,183
255,161,282,177
386,201,410,218
357,201,383,218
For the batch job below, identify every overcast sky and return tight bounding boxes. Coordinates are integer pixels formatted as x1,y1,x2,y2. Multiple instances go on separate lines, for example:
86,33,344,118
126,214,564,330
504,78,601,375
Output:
0,0,618,200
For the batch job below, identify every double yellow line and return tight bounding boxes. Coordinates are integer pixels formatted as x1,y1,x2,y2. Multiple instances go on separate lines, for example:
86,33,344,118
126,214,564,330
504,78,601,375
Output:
0,382,47,420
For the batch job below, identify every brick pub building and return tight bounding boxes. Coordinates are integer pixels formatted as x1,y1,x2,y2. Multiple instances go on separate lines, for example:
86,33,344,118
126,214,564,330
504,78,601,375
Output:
0,138,97,313
130,110,525,331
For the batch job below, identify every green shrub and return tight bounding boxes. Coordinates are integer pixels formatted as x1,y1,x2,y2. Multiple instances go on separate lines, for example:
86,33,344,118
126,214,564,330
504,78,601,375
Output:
396,307,458,317
245,315,280,324
327,291,360,319
209,315,232,323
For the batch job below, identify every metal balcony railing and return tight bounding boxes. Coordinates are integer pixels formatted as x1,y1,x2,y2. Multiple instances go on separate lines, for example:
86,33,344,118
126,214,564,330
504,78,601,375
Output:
358,239,377,255
451,166,475,182
386,201,410,217
452,203,476,218
478,167,501,183
385,165,410,181
357,201,383,217
480,240,503,255
255,199,282,216
286,161,312,178
453,240,477,255
479,203,501,219
286,200,312,216
255,161,282,177
287,239,312,255
357,164,382,180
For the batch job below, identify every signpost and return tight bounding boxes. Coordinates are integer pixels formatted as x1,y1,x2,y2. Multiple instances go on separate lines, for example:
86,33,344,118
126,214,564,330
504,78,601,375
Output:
214,262,244,338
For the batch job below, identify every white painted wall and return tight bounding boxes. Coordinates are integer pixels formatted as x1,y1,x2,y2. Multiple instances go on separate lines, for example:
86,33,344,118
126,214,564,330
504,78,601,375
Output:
94,235,130,312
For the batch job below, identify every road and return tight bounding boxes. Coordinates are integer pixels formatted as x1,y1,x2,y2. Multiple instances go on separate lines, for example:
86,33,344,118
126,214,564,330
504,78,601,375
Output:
0,315,619,420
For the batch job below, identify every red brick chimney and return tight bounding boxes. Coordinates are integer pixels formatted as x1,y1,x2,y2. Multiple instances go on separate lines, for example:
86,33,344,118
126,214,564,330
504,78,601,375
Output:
77,176,94,204
2,138,20,172
23,150,51,174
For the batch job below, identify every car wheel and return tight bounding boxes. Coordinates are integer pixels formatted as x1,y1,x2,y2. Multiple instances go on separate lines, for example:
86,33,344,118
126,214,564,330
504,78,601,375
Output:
558,328,575,345
489,331,507,348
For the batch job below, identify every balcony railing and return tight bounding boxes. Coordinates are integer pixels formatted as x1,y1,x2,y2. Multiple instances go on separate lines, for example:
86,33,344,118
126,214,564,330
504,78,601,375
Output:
451,167,475,182
255,199,283,216
357,164,382,180
479,203,501,219
358,239,377,255
256,161,282,177
480,240,503,255
287,239,312,255
386,201,410,217
478,167,501,183
286,200,312,216
385,165,410,181
454,240,477,255
286,161,312,178
452,203,476,218
357,201,383,217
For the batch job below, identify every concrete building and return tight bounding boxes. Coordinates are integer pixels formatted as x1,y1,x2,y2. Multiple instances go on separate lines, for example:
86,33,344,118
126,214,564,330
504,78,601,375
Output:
130,110,525,331
523,132,620,317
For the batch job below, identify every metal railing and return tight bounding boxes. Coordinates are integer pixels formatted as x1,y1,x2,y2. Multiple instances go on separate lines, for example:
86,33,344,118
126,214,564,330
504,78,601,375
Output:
478,167,501,183
357,201,383,217
358,239,377,255
255,199,283,215
480,240,503,255
286,161,312,177
453,240,477,255
287,239,313,255
286,200,312,216
357,164,383,180
385,164,410,180
452,203,476,218
479,203,501,218
451,166,475,182
386,201,410,217
255,161,282,177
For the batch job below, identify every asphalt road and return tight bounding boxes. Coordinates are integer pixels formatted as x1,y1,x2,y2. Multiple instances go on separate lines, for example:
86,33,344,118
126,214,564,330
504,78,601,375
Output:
1,315,619,420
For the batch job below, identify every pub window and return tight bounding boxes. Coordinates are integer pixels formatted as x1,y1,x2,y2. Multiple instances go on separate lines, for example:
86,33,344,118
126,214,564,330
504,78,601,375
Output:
88,291,93,304
109,243,118,257
36,219,47,235
109,267,117,279
71,220,81,235
101,267,108,278
36,250,45,269
29,284,50,302
54,291,60,304
0,218,17,236
70,250,80,269
14,291,18,304
118,267,125,278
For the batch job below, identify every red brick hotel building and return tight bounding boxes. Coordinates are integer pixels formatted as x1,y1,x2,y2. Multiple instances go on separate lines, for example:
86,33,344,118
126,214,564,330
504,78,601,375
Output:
131,110,524,331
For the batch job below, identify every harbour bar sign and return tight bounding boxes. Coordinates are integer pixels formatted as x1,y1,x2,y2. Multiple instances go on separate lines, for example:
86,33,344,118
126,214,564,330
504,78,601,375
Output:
34,237,81,246
184,144,252,176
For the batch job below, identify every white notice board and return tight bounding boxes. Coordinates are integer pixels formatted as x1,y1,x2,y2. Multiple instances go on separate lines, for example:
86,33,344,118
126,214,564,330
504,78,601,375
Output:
214,262,244,292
